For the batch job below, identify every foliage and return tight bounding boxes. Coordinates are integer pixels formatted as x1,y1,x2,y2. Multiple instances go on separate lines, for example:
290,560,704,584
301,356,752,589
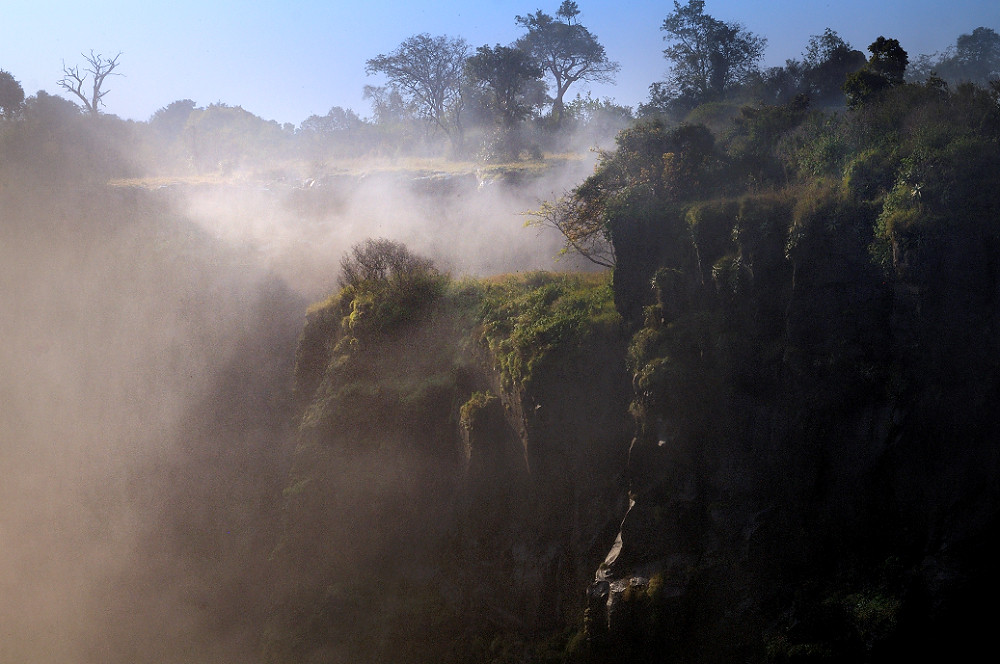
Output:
149,99,197,137
459,390,498,430
181,103,292,171
657,0,767,111
0,89,140,183
465,44,545,130
532,119,723,270
562,91,635,145
478,271,619,388
366,33,470,153
800,29,867,105
335,238,447,336
843,37,909,108
515,1,620,124
745,29,866,110
0,70,25,118
339,238,437,289
723,97,810,187
465,43,546,160
909,26,1000,87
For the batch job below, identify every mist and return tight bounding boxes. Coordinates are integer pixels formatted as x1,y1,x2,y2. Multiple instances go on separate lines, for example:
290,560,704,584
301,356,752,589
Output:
171,158,601,301
0,180,301,661
0,111,612,661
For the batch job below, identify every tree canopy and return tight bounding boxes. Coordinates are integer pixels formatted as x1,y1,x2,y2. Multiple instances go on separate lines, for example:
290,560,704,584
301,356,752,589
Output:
465,44,545,129
0,70,25,118
365,34,469,152
800,29,867,105
843,36,909,107
515,1,620,125
658,0,766,109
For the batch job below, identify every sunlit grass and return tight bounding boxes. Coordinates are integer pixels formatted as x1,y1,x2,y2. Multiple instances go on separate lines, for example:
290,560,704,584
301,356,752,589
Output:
108,151,589,188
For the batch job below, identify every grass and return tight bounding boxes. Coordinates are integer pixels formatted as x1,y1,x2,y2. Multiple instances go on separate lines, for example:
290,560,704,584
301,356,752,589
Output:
477,271,619,388
107,151,589,188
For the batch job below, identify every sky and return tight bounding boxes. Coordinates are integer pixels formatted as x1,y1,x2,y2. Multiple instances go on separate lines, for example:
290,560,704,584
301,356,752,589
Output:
1,0,998,127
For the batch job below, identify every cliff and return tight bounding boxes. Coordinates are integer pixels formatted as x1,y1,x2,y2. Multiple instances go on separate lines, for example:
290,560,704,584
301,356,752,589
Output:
266,271,633,663
267,82,1000,663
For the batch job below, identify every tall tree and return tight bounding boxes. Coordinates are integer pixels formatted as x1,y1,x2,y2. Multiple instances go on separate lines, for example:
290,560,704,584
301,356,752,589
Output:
843,36,908,108
57,51,122,115
365,34,469,152
911,27,1000,86
867,36,908,85
658,0,766,108
515,1,619,125
465,44,544,130
0,70,25,118
801,29,866,105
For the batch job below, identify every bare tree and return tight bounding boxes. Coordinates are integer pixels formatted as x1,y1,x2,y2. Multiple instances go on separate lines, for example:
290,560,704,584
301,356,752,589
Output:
58,51,122,115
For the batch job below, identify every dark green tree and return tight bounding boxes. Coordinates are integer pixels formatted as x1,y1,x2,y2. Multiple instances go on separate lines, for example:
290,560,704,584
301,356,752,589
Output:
515,1,619,125
465,43,545,158
801,29,866,105
0,70,25,118
658,0,766,108
844,36,908,107
366,34,469,152
867,36,908,84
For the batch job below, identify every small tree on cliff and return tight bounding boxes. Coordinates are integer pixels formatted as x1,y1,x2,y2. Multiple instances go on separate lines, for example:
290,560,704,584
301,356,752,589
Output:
338,238,445,335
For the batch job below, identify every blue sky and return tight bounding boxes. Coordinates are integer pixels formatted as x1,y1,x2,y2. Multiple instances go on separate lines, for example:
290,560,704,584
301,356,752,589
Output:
1,1,998,126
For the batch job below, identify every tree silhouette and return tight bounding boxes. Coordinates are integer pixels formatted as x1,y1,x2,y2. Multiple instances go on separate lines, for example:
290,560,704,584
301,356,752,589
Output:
58,51,122,115
515,1,619,125
659,0,766,107
0,70,25,118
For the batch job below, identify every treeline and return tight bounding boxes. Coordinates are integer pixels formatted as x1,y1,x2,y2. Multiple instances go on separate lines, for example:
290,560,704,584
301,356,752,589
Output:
1,1,998,174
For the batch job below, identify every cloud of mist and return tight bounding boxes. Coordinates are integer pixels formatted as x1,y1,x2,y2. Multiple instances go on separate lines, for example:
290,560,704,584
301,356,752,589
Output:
171,157,602,301
0,187,302,663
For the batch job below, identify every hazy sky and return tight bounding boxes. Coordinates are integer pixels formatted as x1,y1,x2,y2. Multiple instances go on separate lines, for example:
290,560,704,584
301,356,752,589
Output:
1,1,997,126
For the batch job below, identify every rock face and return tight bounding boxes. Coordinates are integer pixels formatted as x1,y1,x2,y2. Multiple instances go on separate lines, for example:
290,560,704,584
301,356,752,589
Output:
583,189,1000,662
268,189,1000,663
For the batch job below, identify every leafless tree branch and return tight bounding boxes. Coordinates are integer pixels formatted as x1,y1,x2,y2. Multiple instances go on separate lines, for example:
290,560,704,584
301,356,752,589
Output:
58,50,122,114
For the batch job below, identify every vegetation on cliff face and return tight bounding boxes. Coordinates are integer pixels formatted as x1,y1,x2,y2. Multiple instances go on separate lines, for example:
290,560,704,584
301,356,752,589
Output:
268,259,630,662
563,76,1000,663
274,66,1000,663
7,14,998,663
